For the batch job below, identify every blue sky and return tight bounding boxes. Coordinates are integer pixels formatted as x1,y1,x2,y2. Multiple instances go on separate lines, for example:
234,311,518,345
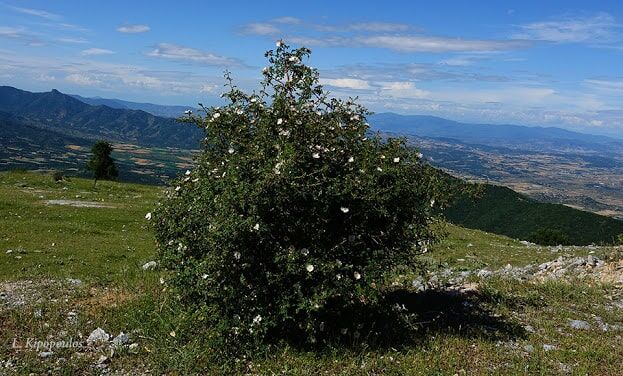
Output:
1,1,623,136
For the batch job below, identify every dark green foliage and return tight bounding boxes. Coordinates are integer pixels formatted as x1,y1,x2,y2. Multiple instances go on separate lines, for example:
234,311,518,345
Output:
528,228,571,246
86,141,118,185
151,43,447,352
616,234,623,245
445,184,623,245
51,170,64,182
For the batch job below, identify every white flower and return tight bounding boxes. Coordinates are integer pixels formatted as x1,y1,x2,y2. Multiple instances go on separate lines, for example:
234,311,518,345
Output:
340,207,349,213
416,152,423,159
192,178,199,183
353,271,361,280
312,152,320,159
253,223,260,231
350,115,360,121
144,212,152,220
262,67,269,73
278,129,290,137
202,274,208,279
300,248,309,256
185,170,191,176
233,251,241,260
306,264,314,272
348,156,354,163
175,186,181,191
393,157,400,163
336,274,342,280
228,147,235,154
252,315,262,325
288,56,300,63
277,118,283,125
376,167,383,172
160,277,165,284
235,108,244,115
274,161,283,174
212,112,221,119
430,199,435,207
276,40,284,47
381,155,386,159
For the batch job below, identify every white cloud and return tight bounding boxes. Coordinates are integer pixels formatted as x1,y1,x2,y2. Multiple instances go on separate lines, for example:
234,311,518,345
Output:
379,81,429,98
320,78,371,90
357,35,528,53
9,6,61,20
514,13,620,43
272,16,302,25
585,79,623,92
66,73,103,86
58,37,89,44
348,22,410,32
147,43,242,66
239,23,280,36
81,48,115,56
0,26,27,38
117,24,150,33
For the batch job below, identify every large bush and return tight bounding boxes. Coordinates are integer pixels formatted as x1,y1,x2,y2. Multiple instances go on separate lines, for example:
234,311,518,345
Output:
151,42,446,350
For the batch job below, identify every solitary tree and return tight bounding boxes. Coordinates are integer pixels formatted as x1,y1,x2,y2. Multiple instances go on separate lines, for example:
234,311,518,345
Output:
87,141,118,186
151,42,448,352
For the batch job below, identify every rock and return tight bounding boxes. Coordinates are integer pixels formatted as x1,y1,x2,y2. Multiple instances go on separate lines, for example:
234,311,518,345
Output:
112,332,129,347
66,278,82,285
523,344,534,353
569,319,590,330
411,278,425,292
128,343,139,352
477,269,492,278
524,325,535,333
39,351,54,358
141,261,157,271
87,327,110,346
543,344,556,351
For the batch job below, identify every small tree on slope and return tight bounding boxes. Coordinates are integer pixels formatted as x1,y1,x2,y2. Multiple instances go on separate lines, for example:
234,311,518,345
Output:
86,140,118,187
151,42,448,351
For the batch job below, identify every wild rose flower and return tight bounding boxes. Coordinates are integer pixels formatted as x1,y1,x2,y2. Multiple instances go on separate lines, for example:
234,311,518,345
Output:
340,207,349,213
306,264,314,272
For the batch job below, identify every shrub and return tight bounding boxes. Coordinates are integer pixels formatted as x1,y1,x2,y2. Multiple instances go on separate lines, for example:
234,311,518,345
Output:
51,170,64,182
616,234,623,246
528,228,571,246
151,42,447,352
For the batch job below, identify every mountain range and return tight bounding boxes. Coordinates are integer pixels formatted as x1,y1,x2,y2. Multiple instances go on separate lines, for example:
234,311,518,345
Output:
0,86,202,148
1,85,622,243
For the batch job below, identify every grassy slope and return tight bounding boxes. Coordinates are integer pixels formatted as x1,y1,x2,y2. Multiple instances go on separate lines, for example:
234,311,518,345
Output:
445,184,623,245
1,171,622,375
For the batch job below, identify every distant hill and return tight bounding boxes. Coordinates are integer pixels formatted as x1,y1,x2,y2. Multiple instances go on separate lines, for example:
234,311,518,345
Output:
0,86,202,148
369,113,622,155
70,94,196,118
444,183,623,245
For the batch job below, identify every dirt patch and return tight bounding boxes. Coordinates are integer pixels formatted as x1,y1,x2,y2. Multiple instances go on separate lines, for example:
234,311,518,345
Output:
77,288,138,315
45,200,115,208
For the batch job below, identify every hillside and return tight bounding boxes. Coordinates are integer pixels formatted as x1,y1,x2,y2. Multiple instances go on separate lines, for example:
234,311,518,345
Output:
0,86,202,148
1,170,623,374
370,113,623,153
70,94,195,118
445,183,623,245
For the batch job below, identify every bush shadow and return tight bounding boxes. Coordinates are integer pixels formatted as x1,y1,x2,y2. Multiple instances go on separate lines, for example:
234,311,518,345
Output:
278,286,529,352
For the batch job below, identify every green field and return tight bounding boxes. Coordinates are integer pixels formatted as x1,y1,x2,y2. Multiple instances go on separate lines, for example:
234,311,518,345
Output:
1,171,622,375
